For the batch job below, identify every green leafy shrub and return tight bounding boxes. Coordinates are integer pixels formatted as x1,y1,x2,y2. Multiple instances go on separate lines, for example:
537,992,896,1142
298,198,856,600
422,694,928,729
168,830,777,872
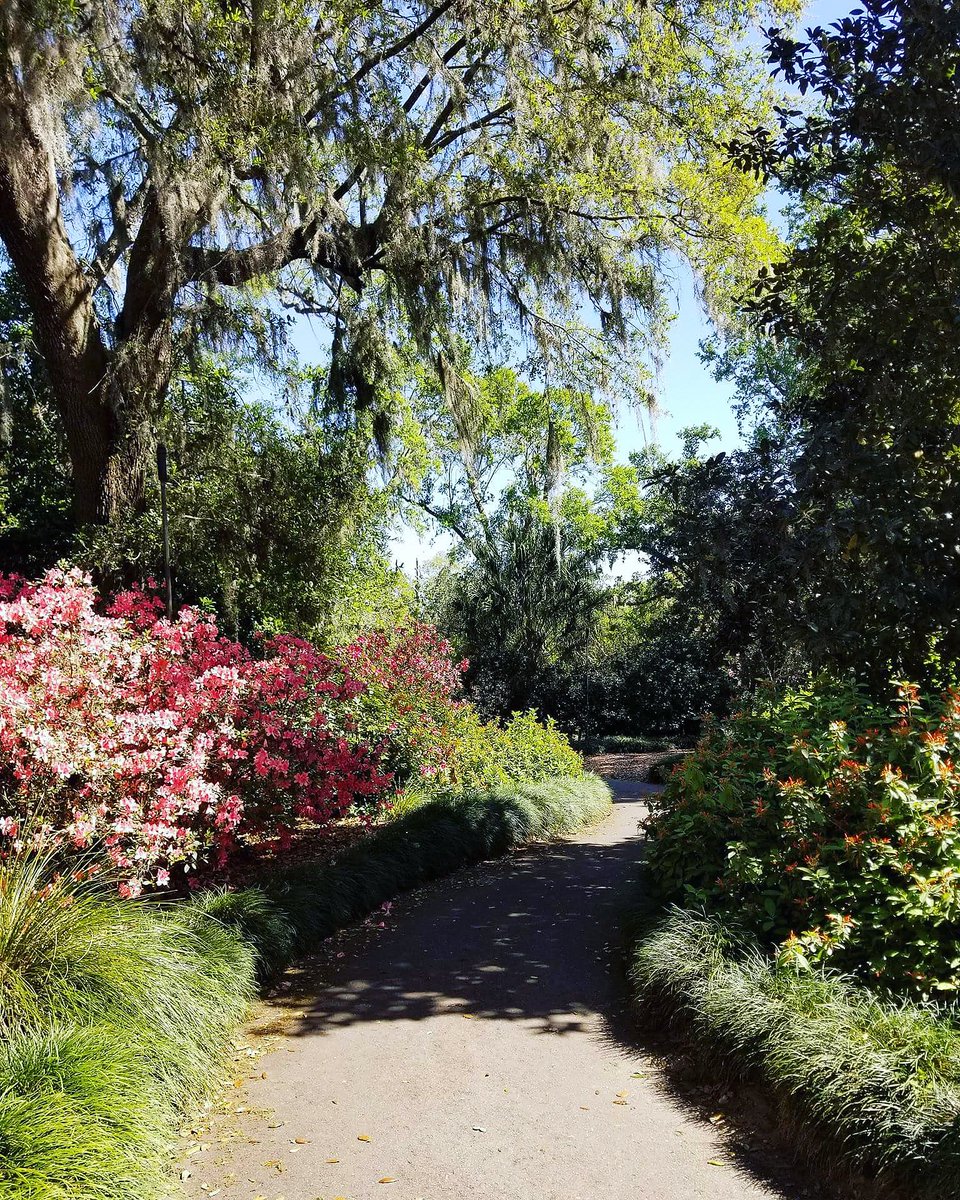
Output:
630,908,960,1196
493,711,584,783
645,677,960,995
336,623,583,805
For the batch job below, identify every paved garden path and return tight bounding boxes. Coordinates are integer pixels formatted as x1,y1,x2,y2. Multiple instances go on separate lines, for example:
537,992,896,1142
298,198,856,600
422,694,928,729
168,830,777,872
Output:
186,783,807,1200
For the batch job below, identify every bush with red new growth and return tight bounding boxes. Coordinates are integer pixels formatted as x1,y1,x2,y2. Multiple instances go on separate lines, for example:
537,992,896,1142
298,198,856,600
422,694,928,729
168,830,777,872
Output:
644,676,960,997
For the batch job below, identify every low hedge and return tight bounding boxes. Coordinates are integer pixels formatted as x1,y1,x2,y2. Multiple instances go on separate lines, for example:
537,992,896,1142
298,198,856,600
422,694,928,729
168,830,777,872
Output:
629,907,960,1198
206,775,613,976
0,775,611,1199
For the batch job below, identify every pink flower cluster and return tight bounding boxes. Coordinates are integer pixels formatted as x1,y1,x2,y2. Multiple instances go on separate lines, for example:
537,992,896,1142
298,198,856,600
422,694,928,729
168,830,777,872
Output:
0,570,390,892
335,623,471,786
339,623,468,699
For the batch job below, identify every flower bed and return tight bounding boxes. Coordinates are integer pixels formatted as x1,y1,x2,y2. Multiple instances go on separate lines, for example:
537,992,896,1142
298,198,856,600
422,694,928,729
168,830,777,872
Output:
0,570,388,892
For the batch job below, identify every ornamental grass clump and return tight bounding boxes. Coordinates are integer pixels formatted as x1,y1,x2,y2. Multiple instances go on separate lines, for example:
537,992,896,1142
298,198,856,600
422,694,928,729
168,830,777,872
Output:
645,676,960,996
630,909,960,1195
0,843,257,1198
0,845,256,1106
0,1025,171,1200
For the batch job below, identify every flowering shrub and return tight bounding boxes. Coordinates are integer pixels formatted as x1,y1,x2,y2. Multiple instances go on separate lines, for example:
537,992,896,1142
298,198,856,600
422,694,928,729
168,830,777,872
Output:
645,678,960,997
334,625,583,796
335,622,468,787
0,571,388,892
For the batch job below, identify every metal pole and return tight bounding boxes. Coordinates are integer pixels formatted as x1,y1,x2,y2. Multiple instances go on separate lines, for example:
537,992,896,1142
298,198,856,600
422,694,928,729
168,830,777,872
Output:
157,442,173,621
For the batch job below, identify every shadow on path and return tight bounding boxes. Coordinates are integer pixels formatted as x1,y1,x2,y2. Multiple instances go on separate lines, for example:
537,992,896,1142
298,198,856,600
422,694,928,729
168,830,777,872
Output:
211,783,828,1200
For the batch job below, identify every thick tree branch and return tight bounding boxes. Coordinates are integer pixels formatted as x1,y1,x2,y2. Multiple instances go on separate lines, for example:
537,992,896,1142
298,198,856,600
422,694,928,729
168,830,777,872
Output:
185,221,365,292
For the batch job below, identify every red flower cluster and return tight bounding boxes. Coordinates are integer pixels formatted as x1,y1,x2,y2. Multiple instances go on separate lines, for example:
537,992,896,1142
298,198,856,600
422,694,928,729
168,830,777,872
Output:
0,571,390,892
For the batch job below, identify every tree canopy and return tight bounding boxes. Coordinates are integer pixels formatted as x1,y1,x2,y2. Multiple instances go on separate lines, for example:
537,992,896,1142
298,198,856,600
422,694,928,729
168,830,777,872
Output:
1,0,786,528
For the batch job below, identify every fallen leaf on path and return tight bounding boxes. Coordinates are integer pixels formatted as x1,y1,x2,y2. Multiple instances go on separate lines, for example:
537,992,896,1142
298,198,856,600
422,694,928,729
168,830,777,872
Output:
612,1100,628,1106
472,1126,486,1133
357,1133,372,1142
616,1091,629,1098
379,1177,398,1183
707,1159,727,1167
293,1138,309,1145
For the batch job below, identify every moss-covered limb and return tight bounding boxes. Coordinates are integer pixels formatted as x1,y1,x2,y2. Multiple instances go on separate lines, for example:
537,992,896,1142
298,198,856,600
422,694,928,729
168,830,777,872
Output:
199,775,613,975
628,908,960,1197
0,774,611,1200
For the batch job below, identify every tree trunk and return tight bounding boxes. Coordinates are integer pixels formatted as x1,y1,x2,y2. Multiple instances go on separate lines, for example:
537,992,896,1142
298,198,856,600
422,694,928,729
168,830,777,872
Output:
0,77,169,524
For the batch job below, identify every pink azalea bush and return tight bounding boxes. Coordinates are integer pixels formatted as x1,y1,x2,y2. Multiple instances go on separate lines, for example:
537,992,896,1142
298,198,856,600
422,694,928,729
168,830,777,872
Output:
334,624,583,794
0,570,389,893
336,622,471,785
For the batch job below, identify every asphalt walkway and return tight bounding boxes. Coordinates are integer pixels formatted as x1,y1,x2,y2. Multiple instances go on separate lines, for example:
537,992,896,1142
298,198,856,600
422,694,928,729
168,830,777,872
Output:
186,782,805,1200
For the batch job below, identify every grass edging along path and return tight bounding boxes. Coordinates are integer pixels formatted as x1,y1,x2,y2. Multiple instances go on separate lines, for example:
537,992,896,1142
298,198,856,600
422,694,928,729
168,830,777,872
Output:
219,774,614,976
0,774,611,1200
628,907,960,1200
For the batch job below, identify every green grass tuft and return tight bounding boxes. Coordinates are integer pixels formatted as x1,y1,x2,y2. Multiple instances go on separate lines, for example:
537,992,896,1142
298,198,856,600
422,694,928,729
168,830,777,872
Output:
629,907,960,1196
0,1025,171,1200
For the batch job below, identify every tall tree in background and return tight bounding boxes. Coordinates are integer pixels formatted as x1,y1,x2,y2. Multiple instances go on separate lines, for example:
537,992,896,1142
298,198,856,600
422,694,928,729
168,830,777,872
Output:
1,0,785,527
408,368,613,718
732,0,960,683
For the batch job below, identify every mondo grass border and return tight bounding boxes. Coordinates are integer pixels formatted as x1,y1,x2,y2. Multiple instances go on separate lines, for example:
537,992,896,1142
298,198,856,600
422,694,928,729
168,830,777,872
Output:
199,774,614,977
628,906,960,1199
0,774,611,1200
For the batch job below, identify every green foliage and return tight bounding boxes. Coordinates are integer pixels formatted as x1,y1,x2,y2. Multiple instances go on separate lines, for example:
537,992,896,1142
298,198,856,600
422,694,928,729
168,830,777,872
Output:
630,908,960,1196
0,268,73,573
0,847,256,1106
412,707,585,799
84,360,394,638
492,712,585,785
412,369,614,726
0,1026,170,1200
0,0,787,526
428,517,603,725
597,735,673,753
645,678,960,996
0,846,257,1198
717,1,960,686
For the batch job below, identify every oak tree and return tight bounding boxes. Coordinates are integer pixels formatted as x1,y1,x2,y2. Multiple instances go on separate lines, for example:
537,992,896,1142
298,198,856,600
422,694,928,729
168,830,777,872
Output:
1,0,783,525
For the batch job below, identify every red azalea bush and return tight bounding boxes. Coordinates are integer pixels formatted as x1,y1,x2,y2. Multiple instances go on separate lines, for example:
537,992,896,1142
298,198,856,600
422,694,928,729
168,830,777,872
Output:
644,677,960,996
0,570,389,893
335,622,470,786
331,624,584,795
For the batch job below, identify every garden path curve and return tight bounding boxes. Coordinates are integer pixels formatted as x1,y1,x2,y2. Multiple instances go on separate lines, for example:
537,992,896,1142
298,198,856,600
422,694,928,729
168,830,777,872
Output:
185,783,807,1200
